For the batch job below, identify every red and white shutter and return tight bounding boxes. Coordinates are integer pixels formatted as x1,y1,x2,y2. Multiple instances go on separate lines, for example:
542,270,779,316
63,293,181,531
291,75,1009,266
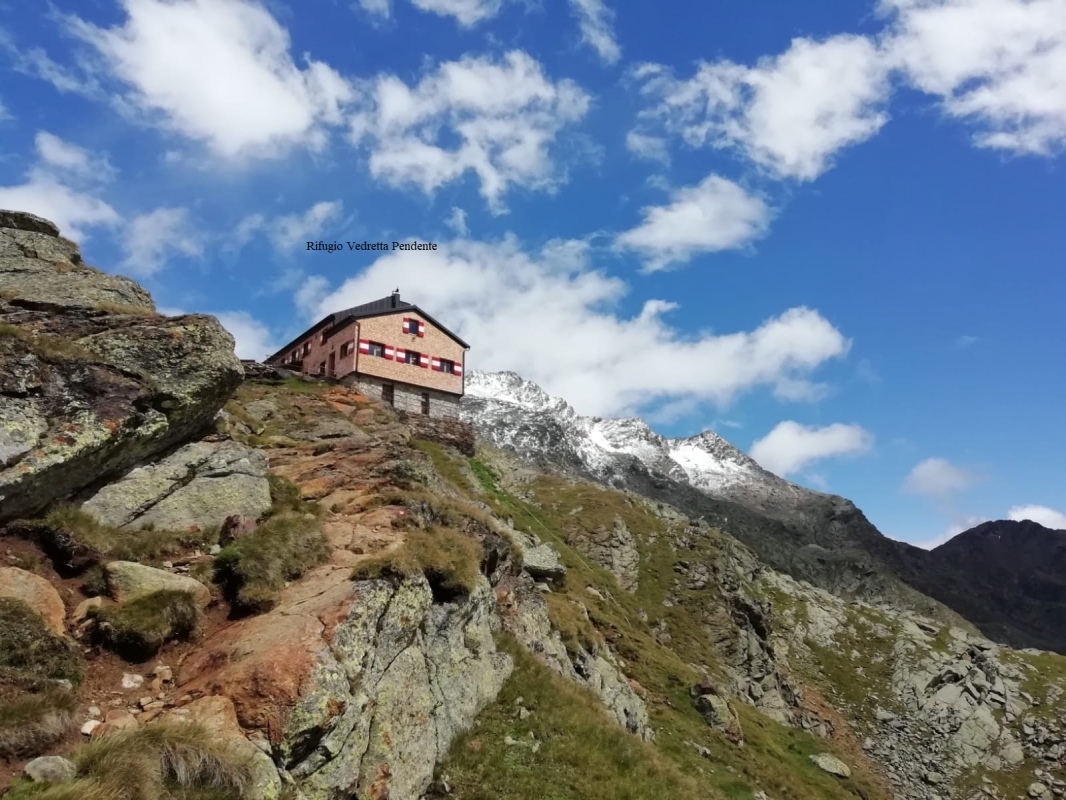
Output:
394,347,406,362
453,362,463,377
384,345,395,359
358,339,370,354
430,357,441,371
419,354,430,368
417,321,425,337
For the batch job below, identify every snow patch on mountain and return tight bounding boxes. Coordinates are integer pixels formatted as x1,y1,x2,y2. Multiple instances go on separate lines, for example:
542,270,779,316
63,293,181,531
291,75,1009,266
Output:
462,369,791,502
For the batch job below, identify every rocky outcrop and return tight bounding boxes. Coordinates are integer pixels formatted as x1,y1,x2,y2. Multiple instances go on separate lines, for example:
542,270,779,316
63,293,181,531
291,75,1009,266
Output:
495,583,652,740
177,566,511,800
80,439,271,532
0,210,243,522
574,516,640,592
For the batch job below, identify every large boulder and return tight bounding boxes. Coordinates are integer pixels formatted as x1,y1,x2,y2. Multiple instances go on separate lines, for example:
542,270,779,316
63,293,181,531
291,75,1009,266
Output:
103,561,212,609
80,440,271,532
0,566,65,635
0,210,242,522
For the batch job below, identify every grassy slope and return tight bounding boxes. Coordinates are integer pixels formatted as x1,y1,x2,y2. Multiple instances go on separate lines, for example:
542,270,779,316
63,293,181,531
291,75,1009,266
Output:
415,441,889,800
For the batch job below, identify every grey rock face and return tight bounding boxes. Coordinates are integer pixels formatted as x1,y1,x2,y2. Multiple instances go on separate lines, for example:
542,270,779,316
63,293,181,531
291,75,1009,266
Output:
0,211,242,522
81,439,271,532
177,572,512,800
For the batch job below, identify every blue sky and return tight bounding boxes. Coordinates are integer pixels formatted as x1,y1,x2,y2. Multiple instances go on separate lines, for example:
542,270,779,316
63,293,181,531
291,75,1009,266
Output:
1,0,1064,547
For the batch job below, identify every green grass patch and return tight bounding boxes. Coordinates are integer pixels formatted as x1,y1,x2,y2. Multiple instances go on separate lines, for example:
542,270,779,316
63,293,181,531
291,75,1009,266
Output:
351,527,483,600
411,438,473,492
0,597,82,684
3,720,254,800
90,589,201,662
442,635,710,800
214,512,328,614
265,473,323,518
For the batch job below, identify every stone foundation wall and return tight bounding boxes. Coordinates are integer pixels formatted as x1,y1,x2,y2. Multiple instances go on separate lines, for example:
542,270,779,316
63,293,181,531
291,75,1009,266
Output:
400,411,476,457
348,375,461,420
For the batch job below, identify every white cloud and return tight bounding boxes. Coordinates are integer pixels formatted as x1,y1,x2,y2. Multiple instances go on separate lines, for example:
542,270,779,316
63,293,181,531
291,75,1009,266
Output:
632,35,891,180
882,0,1066,156
34,131,115,181
66,0,353,159
750,421,874,477
902,457,975,498
121,207,203,276
568,0,621,65
350,51,590,212
615,174,771,271
215,310,279,360
0,133,120,240
411,0,504,26
445,207,469,237
307,234,850,416
236,201,344,252
1008,505,1066,531
0,97,10,121
356,0,504,25
625,131,670,162
952,334,980,349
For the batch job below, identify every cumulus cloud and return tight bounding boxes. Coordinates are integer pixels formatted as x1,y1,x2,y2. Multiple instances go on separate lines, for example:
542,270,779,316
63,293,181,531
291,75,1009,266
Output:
568,0,622,65
625,131,670,162
882,0,1066,156
0,132,120,240
631,35,891,180
306,234,850,416
357,0,505,25
750,421,874,477
615,174,771,271
902,457,975,498
121,207,203,276
1008,505,1066,531
235,201,344,252
62,0,353,159
350,51,590,212
215,310,279,360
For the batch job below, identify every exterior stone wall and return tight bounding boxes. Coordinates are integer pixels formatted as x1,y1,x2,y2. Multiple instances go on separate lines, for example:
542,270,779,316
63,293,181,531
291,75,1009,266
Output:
350,375,461,420
400,411,476,456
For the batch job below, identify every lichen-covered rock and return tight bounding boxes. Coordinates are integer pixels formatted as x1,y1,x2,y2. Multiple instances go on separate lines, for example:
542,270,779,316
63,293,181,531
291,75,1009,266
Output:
810,752,851,778
0,211,153,310
80,440,271,531
176,566,512,800
23,755,77,783
0,566,65,635
103,561,211,608
498,585,651,740
0,211,243,522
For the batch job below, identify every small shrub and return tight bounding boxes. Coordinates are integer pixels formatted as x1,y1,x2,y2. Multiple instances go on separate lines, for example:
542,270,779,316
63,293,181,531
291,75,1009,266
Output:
351,527,483,601
91,590,201,662
4,720,253,800
215,512,328,614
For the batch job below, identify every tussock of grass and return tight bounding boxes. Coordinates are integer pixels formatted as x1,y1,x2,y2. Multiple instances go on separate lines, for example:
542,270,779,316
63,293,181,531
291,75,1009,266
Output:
0,324,97,362
265,473,322,518
543,593,601,657
442,634,708,800
4,721,253,800
215,512,328,614
21,507,218,573
351,527,483,600
0,598,83,757
370,488,497,537
0,684,78,758
0,597,82,684
91,590,201,662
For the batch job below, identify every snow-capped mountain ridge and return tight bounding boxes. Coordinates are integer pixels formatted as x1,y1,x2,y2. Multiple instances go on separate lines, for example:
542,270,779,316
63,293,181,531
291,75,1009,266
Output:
463,369,788,500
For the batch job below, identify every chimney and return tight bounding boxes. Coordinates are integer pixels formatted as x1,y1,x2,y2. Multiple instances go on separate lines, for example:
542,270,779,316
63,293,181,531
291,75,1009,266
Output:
391,288,400,308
